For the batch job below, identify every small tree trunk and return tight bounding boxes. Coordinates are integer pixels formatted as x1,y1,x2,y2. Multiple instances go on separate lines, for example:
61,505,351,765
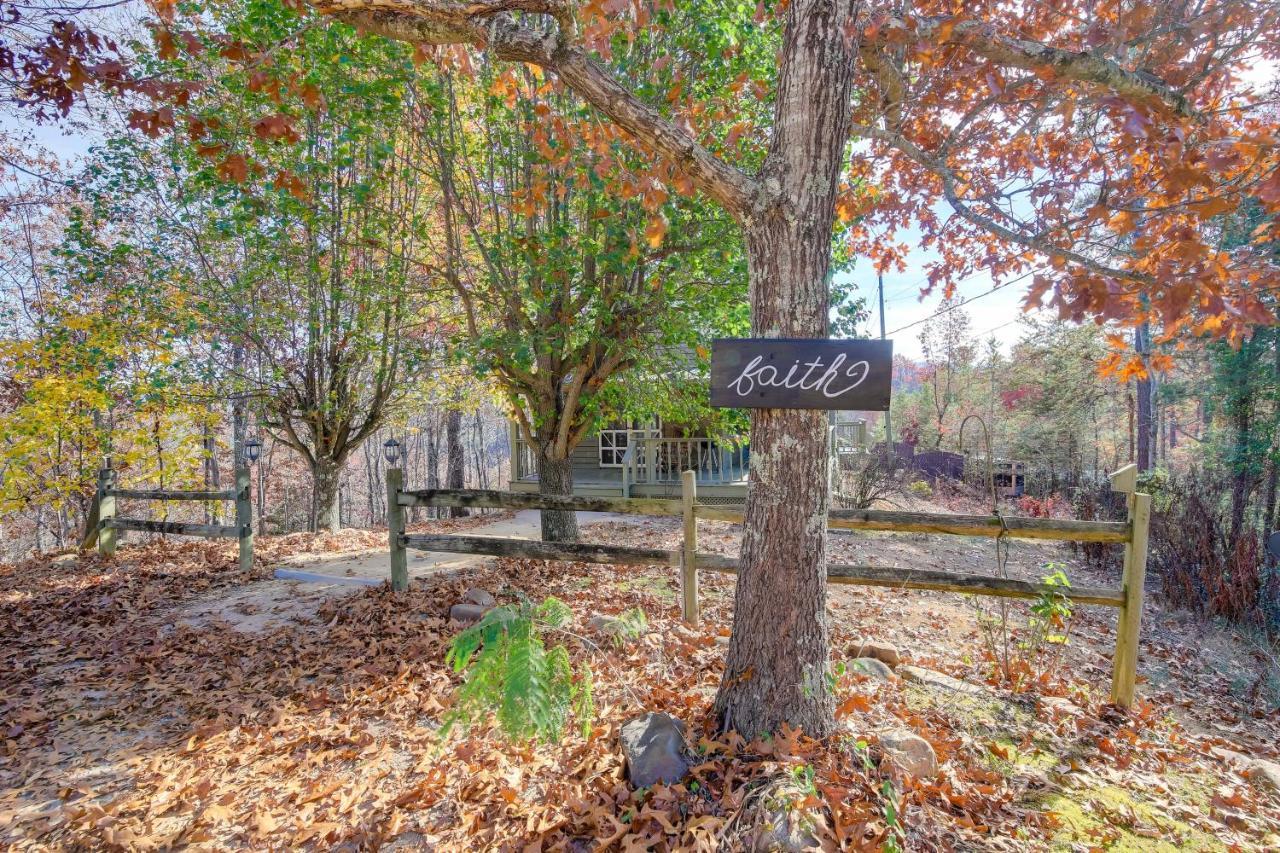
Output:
426,421,440,520
1266,338,1280,532
1135,325,1153,471
537,447,578,542
446,407,468,518
313,457,343,533
1229,401,1252,541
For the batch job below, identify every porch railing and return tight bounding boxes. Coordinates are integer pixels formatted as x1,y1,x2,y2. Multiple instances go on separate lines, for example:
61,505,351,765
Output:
624,437,745,487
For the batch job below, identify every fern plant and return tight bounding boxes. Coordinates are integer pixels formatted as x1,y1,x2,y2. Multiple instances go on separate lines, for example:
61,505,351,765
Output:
441,596,596,743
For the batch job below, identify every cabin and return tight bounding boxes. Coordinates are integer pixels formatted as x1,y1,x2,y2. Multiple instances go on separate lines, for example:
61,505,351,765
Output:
509,413,869,503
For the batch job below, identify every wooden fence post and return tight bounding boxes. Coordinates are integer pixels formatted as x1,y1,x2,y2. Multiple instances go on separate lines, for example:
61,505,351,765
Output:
1108,464,1151,708
387,467,409,592
98,466,117,557
681,470,699,624
235,466,253,573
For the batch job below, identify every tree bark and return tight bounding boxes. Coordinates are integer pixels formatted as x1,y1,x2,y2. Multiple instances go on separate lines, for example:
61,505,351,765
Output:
536,448,579,543
446,406,468,518
1265,335,1280,533
1228,364,1254,542
713,0,858,740
426,420,440,519
312,457,343,533
1135,324,1153,471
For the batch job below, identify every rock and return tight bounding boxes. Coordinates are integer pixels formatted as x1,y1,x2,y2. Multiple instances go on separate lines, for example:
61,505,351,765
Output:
1245,759,1280,793
462,587,496,607
51,553,78,566
1210,746,1252,769
1037,696,1080,718
725,772,828,852
620,713,689,788
749,797,827,851
878,730,939,779
899,665,988,696
848,639,900,668
588,614,620,633
449,603,488,624
849,657,895,680
715,636,731,647
587,614,630,646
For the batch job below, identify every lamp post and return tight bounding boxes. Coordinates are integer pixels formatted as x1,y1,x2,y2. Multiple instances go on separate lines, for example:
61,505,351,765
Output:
236,437,260,574
384,437,408,591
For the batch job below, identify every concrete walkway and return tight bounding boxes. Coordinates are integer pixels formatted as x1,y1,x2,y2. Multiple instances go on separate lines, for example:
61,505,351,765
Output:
172,511,623,633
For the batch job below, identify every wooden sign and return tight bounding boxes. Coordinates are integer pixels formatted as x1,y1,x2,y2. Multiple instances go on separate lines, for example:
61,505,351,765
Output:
710,338,893,410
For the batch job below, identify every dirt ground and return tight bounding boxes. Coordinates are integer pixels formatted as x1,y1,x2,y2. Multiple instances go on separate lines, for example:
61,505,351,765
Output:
2,511,1278,850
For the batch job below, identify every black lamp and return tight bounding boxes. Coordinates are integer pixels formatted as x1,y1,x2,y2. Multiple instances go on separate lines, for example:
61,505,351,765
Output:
383,437,401,465
243,436,262,463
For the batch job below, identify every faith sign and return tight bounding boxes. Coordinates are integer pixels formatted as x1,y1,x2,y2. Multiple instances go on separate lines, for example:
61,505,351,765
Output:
710,338,893,411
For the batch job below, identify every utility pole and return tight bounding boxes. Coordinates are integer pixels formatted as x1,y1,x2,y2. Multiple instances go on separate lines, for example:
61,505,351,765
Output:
878,270,893,450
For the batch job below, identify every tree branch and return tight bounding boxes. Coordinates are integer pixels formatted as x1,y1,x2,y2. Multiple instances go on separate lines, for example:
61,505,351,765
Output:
316,3,761,219
850,121,1152,283
905,16,1199,118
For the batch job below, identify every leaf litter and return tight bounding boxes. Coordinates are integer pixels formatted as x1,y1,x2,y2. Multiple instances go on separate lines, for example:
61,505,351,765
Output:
1,517,1278,850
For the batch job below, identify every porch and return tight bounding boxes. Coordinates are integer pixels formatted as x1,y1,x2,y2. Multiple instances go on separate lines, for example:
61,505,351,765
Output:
510,432,750,502
509,421,871,503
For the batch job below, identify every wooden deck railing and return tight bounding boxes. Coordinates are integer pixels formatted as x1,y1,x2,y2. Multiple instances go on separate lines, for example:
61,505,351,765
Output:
386,464,1151,708
81,464,254,571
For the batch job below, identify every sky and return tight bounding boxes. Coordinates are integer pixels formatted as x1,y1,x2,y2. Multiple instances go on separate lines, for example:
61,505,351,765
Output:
838,221,1045,362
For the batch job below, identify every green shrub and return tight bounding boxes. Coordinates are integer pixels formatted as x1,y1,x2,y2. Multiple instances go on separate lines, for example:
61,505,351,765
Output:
442,596,595,743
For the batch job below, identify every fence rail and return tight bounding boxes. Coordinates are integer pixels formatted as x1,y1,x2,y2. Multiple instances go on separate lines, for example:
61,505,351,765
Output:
699,505,1130,543
103,518,242,538
385,463,1151,708
81,464,254,571
106,487,238,502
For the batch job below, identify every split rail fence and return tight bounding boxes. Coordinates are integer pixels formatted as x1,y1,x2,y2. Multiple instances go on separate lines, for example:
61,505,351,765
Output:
82,465,255,571
386,464,1151,707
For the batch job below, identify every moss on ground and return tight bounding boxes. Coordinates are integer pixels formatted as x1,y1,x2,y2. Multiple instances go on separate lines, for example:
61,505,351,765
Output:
1034,781,1224,851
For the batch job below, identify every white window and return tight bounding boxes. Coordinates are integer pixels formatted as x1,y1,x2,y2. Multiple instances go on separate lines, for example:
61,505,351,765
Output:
599,429,630,467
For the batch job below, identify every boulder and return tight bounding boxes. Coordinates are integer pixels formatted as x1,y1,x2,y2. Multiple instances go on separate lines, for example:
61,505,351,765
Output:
847,639,900,668
462,587,496,608
620,713,689,788
878,730,939,779
849,657,895,681
51,553,78,566
448,603,488,624
1245,759,1280,793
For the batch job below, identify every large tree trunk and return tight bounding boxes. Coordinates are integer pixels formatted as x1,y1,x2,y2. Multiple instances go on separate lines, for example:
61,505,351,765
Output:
536,447,579,543
312,457,343,533
713,0,857,739
446,406,468,518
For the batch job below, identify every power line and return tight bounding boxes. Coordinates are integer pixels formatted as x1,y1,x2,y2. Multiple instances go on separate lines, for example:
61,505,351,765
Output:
886,268,1044,336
